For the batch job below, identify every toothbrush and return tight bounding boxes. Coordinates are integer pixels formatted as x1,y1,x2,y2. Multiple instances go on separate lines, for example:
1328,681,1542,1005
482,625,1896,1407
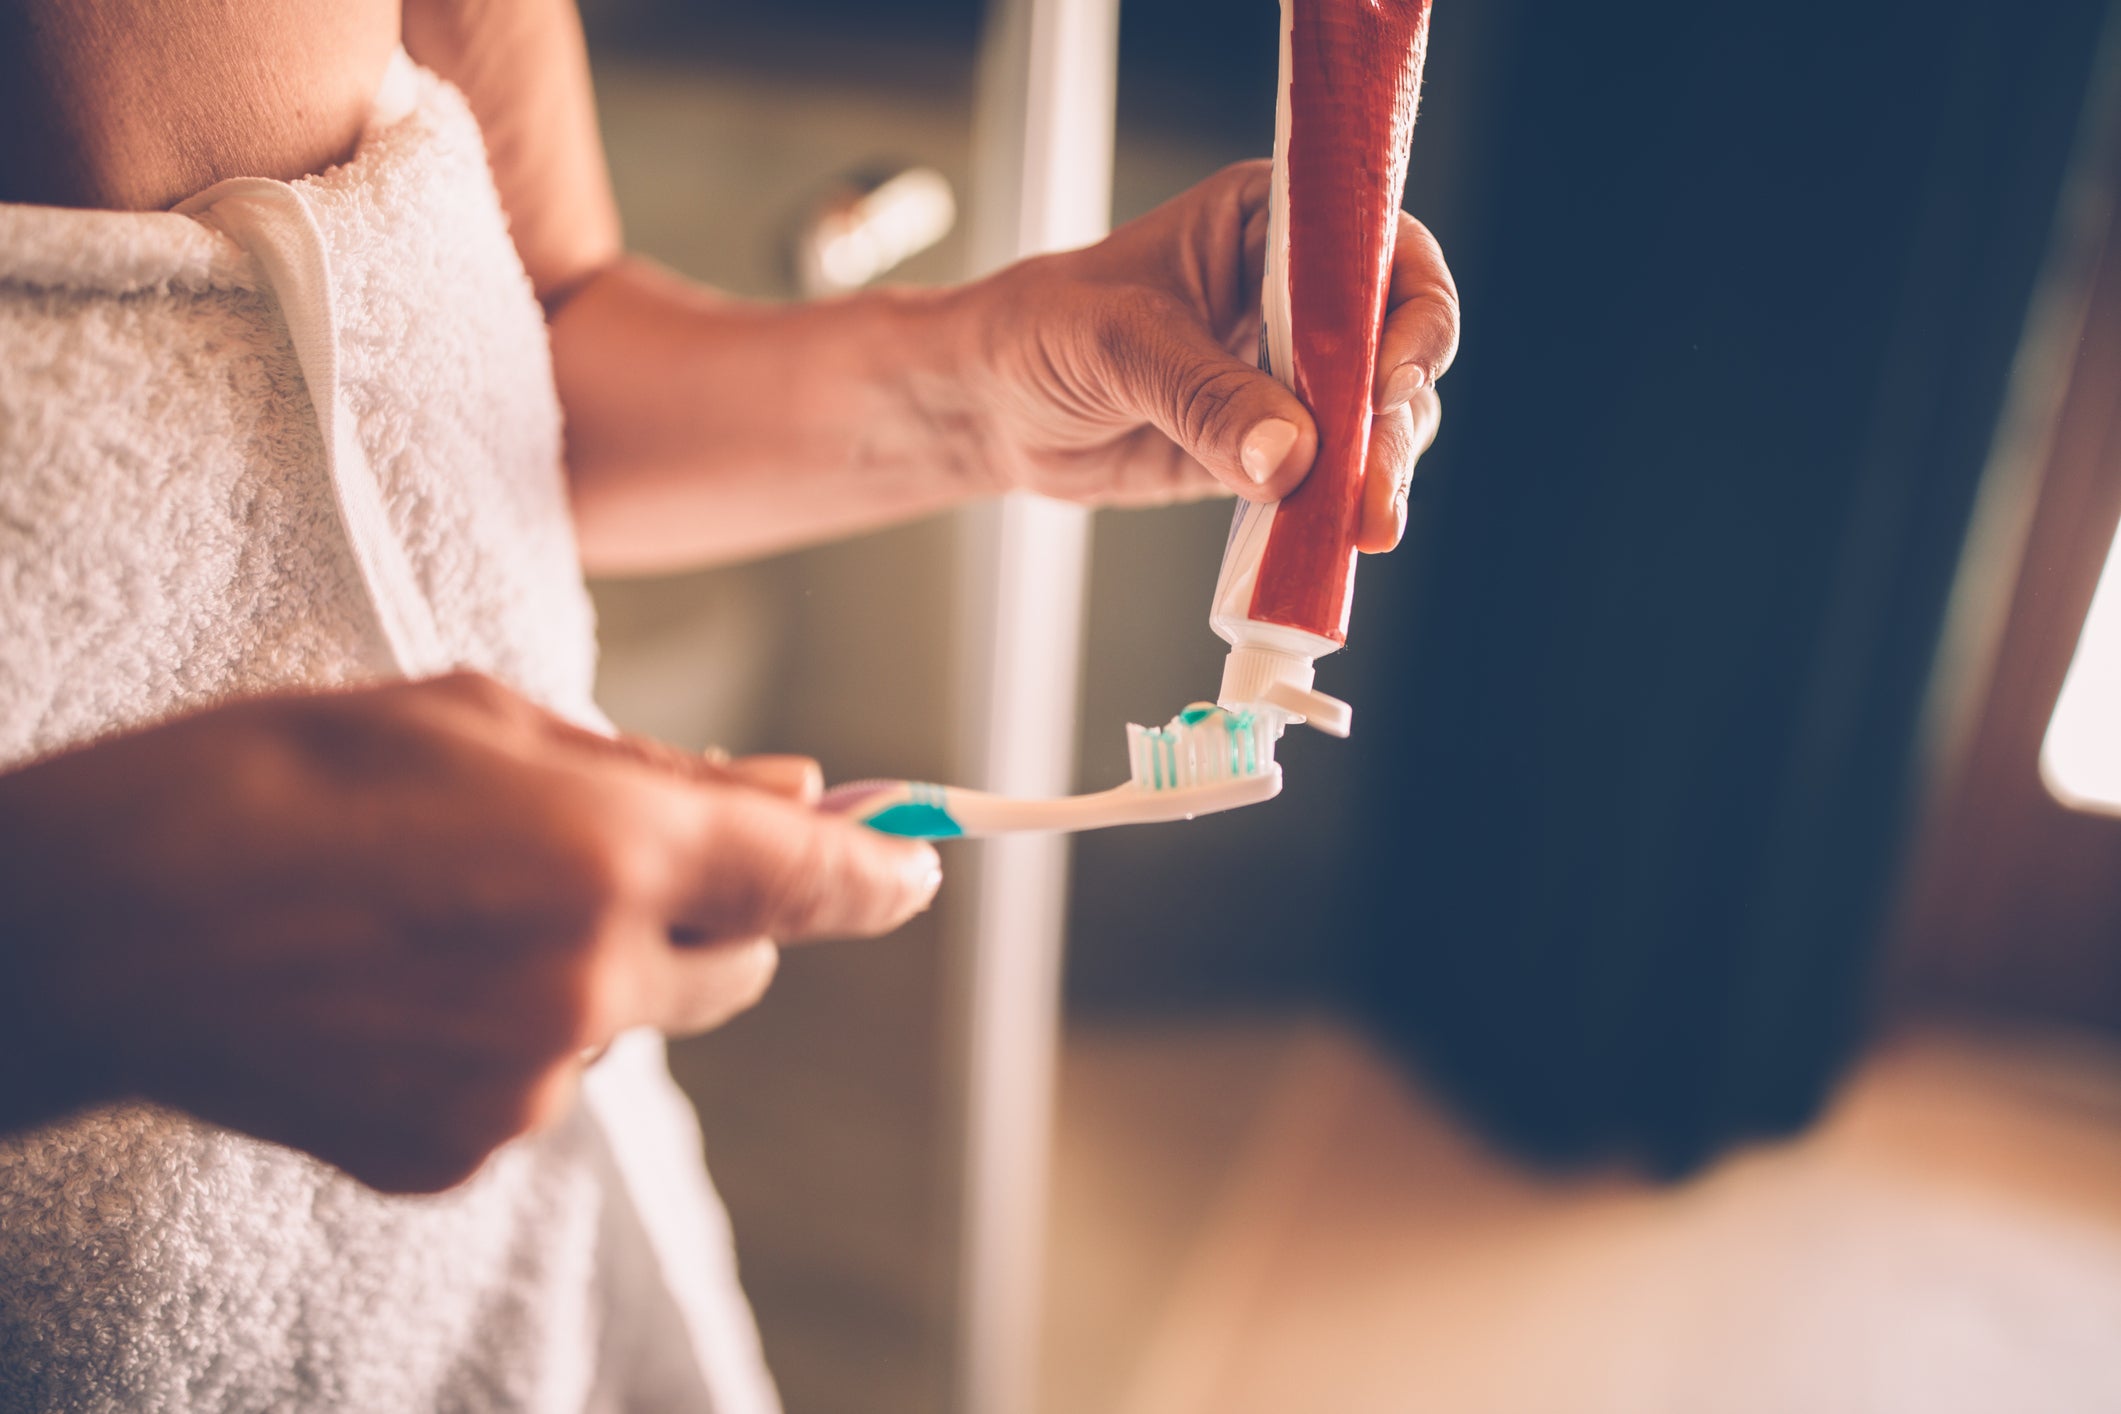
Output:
820,703,1283,839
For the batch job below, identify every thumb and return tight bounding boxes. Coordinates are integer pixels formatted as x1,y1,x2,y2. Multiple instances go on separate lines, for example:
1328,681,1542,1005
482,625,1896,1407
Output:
1099,306,1317,500
672,790,943,946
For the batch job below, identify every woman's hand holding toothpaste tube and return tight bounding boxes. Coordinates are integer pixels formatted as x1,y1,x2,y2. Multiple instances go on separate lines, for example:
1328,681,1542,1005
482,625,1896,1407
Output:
957,159,1457,553
559,161,1456,569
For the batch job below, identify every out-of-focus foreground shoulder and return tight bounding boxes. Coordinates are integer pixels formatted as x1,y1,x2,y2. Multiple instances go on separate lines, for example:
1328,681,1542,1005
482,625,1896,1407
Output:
0,0,401,210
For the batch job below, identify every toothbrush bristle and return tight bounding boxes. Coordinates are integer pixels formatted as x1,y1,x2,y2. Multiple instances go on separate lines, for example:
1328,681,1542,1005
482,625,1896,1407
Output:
1126,703,1277,791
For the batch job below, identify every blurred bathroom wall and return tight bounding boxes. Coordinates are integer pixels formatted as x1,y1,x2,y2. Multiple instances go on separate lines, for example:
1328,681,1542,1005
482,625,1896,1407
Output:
578,8,980,1412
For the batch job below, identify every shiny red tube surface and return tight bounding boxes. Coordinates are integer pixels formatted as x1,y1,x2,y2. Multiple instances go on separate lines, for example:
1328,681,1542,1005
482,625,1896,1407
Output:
1249,0,1431,642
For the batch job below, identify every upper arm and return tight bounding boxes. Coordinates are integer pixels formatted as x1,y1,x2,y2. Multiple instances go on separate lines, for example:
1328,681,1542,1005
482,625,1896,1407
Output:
401,0,623,305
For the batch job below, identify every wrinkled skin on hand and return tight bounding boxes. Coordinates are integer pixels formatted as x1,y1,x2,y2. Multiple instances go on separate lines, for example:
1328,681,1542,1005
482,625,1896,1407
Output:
0,673,940,1193
962,160,1458,552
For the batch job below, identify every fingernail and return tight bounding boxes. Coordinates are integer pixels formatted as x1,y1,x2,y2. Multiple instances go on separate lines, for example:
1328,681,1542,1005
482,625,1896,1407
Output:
1239,418,1300,484
901,846,943,903
1378,364,1427,410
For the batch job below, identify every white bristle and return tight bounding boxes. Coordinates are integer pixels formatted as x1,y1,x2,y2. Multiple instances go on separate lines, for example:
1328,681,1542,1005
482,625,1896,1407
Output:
1125,703,1279,791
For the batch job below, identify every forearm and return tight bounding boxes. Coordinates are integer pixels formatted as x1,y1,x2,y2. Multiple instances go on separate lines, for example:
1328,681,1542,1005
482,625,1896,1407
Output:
553,256,996,574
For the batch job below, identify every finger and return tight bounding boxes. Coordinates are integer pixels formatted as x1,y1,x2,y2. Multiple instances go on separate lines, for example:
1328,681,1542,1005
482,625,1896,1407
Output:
653,936,782,1037
1357,388,1442,554
1373,213,1461,411
672,789,943,946
574,729,821,803
582,729,732,783
722,755,824,805
1358,404,1417,554
1094,295,1318,502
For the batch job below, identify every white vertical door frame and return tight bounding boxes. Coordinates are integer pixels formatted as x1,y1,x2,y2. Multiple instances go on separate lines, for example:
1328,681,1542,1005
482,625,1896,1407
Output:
955,2,1118,1413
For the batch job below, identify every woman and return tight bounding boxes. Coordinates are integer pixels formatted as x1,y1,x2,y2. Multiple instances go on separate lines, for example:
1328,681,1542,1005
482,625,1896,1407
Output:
0,0,1457,1406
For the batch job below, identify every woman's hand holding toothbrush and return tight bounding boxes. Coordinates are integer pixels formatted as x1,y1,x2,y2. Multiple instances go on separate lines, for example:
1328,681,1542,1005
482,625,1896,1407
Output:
0,673,940,1194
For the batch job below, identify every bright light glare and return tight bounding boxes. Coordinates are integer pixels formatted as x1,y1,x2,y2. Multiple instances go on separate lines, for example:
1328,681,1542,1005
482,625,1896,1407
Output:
2041,515,2121,814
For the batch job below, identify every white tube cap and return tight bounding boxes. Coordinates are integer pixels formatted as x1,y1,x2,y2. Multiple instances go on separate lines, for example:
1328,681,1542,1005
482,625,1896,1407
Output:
1219,643,1353,737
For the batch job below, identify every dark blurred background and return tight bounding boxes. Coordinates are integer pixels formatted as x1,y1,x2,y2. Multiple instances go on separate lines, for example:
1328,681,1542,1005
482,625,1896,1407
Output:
1348,0,2117,1175
577,1,2121,1410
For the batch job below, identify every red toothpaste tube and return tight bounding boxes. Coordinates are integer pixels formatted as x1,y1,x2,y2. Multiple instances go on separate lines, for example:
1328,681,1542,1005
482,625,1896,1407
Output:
1211,0,1433,737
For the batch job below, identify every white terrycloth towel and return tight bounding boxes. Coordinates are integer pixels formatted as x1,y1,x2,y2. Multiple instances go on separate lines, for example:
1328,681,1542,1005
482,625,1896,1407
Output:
0,51,779,1414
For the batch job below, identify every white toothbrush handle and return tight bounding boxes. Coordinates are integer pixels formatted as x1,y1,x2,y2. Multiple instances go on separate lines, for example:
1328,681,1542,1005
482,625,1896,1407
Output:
942,770,1281,836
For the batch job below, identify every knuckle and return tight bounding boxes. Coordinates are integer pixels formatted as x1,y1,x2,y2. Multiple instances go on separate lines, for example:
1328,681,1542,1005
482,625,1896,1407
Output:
1088,288,1154,375
1394,218,1461,302
1397,275,1460,331
754,824,840,938
572,925,641,1043
1177,363,1259,455
1098,287,1186,355
520,946,614,1055
1398,212,1449,266
1218,158,1272,205
1086,285,1259,455
547,822,653,928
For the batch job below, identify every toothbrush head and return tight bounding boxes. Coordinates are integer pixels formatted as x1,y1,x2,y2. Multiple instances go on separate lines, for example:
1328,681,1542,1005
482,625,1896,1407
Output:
1126,702,1278,792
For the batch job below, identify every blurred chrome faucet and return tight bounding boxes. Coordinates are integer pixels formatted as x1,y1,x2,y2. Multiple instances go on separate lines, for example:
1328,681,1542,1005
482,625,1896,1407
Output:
790,165,957,298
